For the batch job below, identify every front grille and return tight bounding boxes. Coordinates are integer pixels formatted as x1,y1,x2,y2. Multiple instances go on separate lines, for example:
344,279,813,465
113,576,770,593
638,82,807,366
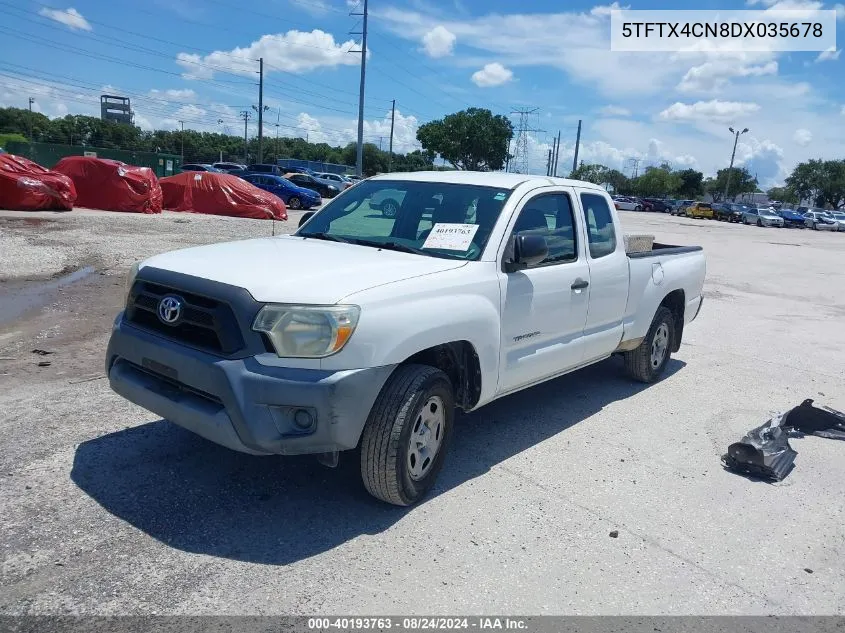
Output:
125,281,245,355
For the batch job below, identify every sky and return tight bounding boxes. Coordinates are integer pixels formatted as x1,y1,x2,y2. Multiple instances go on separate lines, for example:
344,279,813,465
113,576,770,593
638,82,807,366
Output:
0,0,844,186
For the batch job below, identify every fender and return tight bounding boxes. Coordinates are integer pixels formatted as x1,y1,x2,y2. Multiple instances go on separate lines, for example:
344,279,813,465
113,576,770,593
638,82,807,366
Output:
321,292,501,403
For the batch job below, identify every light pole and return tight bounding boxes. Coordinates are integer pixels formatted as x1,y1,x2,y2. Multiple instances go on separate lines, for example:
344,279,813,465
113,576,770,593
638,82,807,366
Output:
217,119,224,162
724,126,748,202
178,120,185,166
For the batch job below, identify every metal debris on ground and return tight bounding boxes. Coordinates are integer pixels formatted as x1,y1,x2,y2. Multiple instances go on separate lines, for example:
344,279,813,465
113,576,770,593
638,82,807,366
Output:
31,349,54,355
37,361,51,367
722,399,845,481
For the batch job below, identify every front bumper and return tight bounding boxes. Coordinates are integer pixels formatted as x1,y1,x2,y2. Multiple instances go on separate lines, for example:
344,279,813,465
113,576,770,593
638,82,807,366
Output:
106,314,396,455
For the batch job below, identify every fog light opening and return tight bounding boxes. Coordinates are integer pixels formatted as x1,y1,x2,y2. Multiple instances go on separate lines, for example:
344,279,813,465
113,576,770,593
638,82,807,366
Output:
293,408,314,429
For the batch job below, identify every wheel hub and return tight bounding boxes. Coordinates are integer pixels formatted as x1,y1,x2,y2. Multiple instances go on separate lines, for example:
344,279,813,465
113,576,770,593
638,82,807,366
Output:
407,396,444,481
651,323,670,369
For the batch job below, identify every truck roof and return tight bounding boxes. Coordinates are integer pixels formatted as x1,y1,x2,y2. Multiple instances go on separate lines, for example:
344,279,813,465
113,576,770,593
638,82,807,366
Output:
368,170,607,192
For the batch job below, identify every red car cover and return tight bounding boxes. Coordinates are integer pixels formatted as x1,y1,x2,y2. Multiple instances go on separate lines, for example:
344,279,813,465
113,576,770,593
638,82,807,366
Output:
0,153,76,211
159,172,287,220
53,156,162,214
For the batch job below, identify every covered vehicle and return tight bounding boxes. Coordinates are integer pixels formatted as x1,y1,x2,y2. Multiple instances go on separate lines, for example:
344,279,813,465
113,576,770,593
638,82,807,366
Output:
159,171,287,220
0,153,76,211
53,156,162,214
240,174,321,210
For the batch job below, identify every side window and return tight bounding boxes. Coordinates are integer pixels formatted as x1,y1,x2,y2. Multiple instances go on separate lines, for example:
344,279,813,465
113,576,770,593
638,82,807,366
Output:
580,192,617,259
510,193,577,266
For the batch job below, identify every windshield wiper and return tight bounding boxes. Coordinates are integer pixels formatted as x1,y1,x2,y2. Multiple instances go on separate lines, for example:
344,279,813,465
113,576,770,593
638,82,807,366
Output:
301,232,350,243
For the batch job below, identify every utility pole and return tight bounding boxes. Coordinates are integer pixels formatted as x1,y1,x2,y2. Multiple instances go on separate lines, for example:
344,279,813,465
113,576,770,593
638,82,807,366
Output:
553,129,561,177
378,137,383,151
571,120,582,175
351,0,369,176
28,97,34,141
724,126,748,202
275,108,280,162
388,99,396,172
257,58,264,163
546,148,553,176
240,110,251,163
178,120,184,165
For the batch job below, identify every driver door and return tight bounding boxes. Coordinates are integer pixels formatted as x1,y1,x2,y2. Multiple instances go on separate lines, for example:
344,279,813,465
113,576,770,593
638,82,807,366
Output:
496,189,590,394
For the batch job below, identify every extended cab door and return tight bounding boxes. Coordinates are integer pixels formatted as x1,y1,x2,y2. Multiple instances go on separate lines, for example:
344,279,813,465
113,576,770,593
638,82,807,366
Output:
496,188,591,394
576,189,629,363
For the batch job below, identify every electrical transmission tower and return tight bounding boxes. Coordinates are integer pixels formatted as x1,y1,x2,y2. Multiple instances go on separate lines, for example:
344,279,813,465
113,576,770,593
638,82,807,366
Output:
625,157,641,179
509,108,544,174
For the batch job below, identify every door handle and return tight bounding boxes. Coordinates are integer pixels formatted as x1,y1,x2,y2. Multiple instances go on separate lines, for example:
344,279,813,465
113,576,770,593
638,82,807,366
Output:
571,279,589,290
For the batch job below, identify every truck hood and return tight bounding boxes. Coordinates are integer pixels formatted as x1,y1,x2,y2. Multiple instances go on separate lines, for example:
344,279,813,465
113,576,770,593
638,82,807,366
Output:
139,234,467,304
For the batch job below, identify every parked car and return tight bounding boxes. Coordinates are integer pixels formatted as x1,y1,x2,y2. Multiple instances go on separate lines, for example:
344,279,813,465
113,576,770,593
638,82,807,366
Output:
240,174,322,210
212,162,247,173
284,172,341,198
643,198,671,213
346,174,363,182
246,164,288,176
181,163,221,172
685,202,714,219
612,196,642,211
671,200,694,216
315,172,353,189
107,171,705,506
827,211,845,231
283,166,315,175
804,210,838,231
714,203,743,222
774,208,807,228
743,207,784,227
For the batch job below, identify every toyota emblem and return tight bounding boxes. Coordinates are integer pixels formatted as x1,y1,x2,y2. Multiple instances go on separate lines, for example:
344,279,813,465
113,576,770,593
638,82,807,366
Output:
157,295,183,324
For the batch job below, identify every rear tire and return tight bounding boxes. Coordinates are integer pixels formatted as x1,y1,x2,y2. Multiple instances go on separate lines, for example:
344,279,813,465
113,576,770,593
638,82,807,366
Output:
288,196,301,210
624,306,674,384
360,365,454,506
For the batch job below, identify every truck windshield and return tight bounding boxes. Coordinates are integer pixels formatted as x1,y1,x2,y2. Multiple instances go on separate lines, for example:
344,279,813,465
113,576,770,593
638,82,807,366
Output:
297,179,513,261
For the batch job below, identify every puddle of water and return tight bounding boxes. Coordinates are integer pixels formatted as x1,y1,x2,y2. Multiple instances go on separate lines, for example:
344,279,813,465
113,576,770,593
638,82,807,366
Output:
0,266,96,328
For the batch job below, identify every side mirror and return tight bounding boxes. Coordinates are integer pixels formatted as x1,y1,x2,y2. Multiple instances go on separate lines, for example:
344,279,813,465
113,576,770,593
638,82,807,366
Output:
298,211,315,228
504,234,548,272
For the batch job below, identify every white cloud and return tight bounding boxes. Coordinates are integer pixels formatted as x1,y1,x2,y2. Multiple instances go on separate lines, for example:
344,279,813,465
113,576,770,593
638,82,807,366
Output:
835,3,845,18
659,100,761,123
471,62,513,87
793,129,813,146
147,88,197,103
841,105,845,115
421,25,456,58
291,109,421,154
590,2,629,16
815,47,841,62
38,7,91,31
677,59,778,93
176,30,360,79
598,105,631,117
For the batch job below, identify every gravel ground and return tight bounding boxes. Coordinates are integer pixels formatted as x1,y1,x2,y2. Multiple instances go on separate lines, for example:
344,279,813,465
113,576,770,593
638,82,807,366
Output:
0,207,844,615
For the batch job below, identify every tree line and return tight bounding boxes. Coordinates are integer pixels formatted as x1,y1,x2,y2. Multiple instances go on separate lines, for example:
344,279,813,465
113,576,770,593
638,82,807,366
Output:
0,106,437,175
3,105,843,207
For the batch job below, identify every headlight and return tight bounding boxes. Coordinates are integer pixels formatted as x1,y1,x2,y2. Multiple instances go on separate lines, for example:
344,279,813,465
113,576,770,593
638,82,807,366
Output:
125,261,141,302
328,185,338,191
253,304,360,358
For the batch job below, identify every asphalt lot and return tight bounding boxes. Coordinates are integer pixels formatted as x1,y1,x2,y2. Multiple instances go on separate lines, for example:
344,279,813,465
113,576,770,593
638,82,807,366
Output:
0,207,844,615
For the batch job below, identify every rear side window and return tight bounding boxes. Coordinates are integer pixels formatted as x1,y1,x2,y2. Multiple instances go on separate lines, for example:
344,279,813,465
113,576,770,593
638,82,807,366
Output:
580,193,617,258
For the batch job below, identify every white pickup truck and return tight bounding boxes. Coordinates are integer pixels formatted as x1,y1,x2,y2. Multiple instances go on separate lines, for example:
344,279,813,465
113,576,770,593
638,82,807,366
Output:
107,172,705,506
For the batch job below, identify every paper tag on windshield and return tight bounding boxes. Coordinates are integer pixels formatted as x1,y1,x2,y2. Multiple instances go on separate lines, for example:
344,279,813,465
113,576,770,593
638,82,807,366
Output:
422,223,479,251
194,174,202,181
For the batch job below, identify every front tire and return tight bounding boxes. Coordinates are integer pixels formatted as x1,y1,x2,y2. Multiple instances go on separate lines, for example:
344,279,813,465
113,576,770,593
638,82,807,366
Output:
624,306,674,383
360,365,454,506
